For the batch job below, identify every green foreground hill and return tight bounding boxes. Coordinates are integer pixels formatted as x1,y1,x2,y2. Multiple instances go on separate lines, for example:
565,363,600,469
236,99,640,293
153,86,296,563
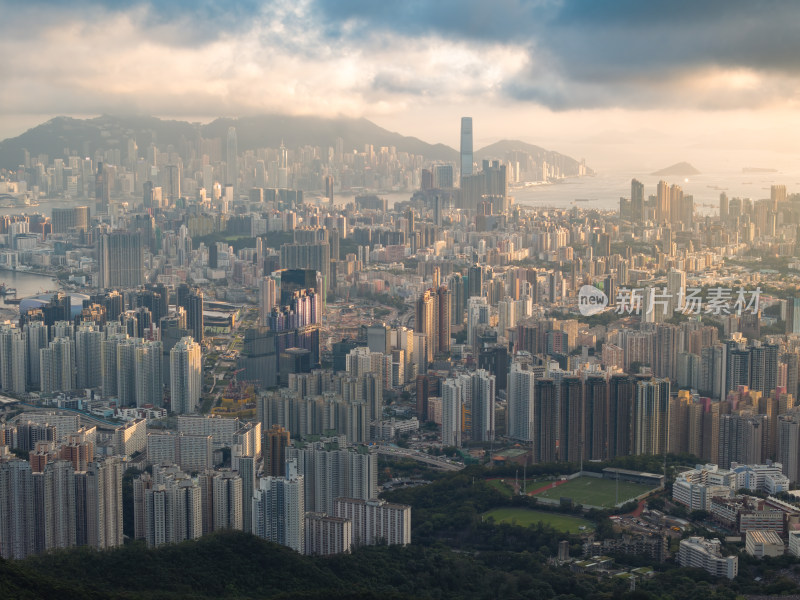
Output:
3,530,575,600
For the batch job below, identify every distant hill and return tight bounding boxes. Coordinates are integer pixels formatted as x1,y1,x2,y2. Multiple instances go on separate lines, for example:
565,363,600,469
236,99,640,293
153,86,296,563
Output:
476,139,591,177
0,115,589,174
651,162,701,176
0,114,458,169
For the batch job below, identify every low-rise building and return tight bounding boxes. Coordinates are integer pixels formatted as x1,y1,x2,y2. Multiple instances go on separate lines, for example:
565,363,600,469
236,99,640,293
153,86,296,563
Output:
113,418,146,457
677,537,738,580
304,512,352,556
745,530,784,558
596,533,669,563
788,530,800,557
334,497,410,547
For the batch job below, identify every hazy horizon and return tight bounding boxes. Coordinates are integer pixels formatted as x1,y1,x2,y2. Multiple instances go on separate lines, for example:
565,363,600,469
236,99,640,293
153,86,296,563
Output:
2,110,798,177
2,1,800,174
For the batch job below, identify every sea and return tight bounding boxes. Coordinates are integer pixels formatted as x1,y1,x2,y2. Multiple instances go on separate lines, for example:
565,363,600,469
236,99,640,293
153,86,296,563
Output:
359,167,800,215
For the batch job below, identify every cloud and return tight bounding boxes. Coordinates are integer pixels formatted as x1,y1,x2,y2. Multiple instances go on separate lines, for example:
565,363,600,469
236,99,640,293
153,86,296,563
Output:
313,0,800,110
1,0,800,140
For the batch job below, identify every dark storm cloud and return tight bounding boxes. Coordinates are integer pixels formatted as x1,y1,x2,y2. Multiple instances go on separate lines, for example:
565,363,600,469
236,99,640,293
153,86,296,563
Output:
314,0,800,108
1,0,264,45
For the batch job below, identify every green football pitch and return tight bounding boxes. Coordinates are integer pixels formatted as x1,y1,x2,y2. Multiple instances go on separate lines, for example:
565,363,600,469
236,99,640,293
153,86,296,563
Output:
483,507,594,534
533,476,656,508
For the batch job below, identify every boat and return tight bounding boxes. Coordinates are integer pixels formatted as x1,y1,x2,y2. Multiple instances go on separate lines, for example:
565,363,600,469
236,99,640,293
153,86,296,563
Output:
0,284,16,295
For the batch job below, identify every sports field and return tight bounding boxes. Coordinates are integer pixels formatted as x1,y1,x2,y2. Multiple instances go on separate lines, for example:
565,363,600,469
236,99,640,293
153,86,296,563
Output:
483,507,594,534
533,476,656,508
485,478,515,497
485,478,543,497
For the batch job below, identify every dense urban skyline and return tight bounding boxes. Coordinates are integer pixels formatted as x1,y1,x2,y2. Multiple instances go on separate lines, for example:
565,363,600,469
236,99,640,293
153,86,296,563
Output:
2,2,800,597
2,1,800,170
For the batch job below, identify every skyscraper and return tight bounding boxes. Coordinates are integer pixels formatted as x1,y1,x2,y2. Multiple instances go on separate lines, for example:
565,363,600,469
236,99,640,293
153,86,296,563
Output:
116,338,139,406
460,117,473,177
76,457,124,550
170,337,202,415
0,325,26,394
75,324,103,390
253,459,305,553
259,277,277,326
265,425,290,477
136,341,163,408
98,231,144,290
280,244,330,298
187,289,204,343
40,337,76,394
631,179,645,223
51,206,89,234
94,162,111,214
415,289,438,363
0,458,35,559
238,455,256,535
212,469,243,531
656,180,670,223
470,369,496,442
226,126,238,197
559,376,583,463
507,355,535,441
634,378,671,456
24,322,48,390
583,376,608,461
534,378,557,463
441,378,463,447
144,475,203,548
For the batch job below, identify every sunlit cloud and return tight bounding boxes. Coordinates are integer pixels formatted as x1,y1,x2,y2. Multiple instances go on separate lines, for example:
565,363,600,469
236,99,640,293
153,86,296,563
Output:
1,0,800,171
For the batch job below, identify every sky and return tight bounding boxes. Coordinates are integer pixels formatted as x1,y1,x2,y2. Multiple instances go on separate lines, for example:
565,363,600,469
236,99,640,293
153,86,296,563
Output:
2,0,800,172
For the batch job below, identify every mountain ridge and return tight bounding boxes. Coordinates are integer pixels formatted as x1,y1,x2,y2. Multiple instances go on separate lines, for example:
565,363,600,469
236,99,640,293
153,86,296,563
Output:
650,161,700,176
0,114,588,175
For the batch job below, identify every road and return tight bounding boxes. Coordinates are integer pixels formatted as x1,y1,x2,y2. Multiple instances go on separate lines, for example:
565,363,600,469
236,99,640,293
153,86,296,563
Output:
376,444,464,471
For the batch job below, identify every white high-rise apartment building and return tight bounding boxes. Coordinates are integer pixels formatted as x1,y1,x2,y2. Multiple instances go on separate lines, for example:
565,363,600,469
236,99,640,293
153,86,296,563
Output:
101,333,128,398
135,340,163,408
441,378,463,447
508,356,535,441
177,415,240,448
75,456,124,550
253,459,305,553
471,369,496,442
116,337,140,406
0,459,35,559
0,326,27,394
285,443,377,514
259,276,276,326
144,471,203,548
75,324,103,389
171,337,202,414
40,337,76,393
24,321,48,389
212,469,243,531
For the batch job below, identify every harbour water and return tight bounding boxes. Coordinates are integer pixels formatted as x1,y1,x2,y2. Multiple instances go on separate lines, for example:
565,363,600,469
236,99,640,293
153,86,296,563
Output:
0,269,61,319
364,166,800,215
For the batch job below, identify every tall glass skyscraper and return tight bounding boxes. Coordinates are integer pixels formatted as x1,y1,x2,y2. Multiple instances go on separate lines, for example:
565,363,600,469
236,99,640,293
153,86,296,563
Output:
226,126,238,196
460,117,473,177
